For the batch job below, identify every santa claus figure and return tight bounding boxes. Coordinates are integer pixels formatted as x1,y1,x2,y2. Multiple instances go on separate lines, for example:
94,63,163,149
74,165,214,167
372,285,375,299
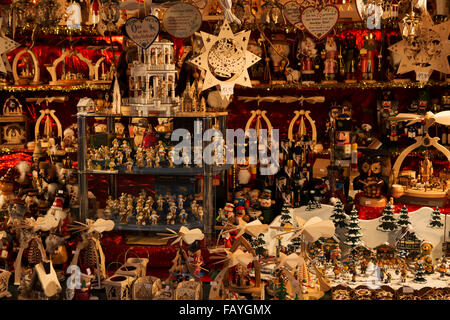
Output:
298,37,318,83
45,191,68,235
360,33,381,81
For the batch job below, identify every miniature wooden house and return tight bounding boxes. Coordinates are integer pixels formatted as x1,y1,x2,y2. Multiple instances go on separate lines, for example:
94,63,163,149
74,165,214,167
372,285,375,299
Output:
396,230,422,255
77,97,96,113
374,244,396,260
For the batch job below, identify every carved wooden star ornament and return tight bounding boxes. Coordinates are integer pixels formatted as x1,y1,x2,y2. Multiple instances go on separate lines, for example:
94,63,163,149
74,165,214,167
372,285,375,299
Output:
388,18,450,82
189,20,261,99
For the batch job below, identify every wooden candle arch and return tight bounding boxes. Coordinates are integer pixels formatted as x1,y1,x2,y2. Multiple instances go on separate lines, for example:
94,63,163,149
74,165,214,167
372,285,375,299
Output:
46,49,95,85
245,109,273,137
34,109,63,142
12,48,41,85
288,110,317,144
391,133,450,184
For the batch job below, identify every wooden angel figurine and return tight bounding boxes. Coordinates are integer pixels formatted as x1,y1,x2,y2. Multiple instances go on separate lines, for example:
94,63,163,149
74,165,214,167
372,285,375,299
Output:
168,146,176,168
156,195,165,211
150,210,159,225
197,206,204,222
125,158,133,172
179,209,188,224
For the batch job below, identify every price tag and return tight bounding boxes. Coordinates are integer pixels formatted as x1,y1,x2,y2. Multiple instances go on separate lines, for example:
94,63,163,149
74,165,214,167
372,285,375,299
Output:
253,257,260,261
86,268,91,275
416,71,431,82
165,285,170,292
365,200,371,205
1,250,7,258
210,281,217,286
144,283,153,289
221,84,234,97
403,286,414,293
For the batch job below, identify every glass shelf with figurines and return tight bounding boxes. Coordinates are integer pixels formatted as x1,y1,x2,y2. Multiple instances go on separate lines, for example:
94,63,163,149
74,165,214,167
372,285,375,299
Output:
103,191,205,233
76,110,229,241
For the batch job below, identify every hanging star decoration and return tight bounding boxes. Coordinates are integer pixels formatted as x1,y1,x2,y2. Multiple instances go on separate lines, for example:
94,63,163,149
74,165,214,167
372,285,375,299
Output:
189,20,261,99
388,13,450,82
0,18,20,74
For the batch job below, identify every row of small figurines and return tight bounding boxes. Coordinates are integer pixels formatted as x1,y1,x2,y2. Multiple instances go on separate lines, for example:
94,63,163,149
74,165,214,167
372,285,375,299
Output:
87,139,227,171
105,192,203,226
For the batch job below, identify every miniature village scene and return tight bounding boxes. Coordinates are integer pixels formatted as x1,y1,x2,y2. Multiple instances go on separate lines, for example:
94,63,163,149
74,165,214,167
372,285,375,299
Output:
0,0,447,302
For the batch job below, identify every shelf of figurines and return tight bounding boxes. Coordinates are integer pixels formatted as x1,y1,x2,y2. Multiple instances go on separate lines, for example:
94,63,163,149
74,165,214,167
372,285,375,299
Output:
114,221,204,233
81,165,232,176
0,84,111,92
243,80,450,91
78,111,229,119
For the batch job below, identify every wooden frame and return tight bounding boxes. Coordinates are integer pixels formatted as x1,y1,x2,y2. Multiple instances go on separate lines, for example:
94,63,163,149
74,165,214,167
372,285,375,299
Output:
12,48,40,85
34,109,63,142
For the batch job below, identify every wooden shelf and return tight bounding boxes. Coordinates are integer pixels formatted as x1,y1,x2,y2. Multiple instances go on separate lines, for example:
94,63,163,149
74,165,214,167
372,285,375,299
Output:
236,80,450,91
80,164,232,176
79,111,229,118
0,84,111,92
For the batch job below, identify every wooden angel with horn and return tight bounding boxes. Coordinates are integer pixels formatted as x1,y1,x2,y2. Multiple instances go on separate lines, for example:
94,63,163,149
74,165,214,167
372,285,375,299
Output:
68,218,115,289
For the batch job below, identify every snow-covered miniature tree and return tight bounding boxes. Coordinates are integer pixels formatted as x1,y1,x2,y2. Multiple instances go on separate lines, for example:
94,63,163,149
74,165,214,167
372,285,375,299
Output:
330,200,347,228
397,205,411,227
413,263,427,283
276,278,287,300
251,233,267,258
280,204,292,226
428,207,444,228
344,206,362,248
377,201,398,232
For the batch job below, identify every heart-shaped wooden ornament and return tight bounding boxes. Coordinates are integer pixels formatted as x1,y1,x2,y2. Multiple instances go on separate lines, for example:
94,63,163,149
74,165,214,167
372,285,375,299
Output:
124,15,160,49
300,5,339,40
283,1,304,30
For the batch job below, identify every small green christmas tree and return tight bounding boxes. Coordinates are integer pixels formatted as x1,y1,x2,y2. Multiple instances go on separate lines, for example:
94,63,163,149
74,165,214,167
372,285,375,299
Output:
428,207,444,228
413,263,427,283
344,206,362,248
276,278,287,300
251,233,267,258
330,200,347,228
377,201,398,232
280,204,292,226
397,205,411,227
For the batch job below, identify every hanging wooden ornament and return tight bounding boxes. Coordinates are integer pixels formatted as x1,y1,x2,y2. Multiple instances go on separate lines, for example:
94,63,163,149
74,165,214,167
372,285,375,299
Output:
189,20,261,99
124,15,160,50
300,5,339,40
388,17,450,82
163,2,202,39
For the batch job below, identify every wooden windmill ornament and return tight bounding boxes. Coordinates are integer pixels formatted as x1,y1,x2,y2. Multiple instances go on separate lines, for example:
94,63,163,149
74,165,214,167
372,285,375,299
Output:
390,111,450,206
68,218,115,289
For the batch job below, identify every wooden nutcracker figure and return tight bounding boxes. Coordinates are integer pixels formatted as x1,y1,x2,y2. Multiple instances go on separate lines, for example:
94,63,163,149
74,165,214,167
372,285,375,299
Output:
322,36,339,83
341,33,359,83
360,33,381,82
298,36,318,84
